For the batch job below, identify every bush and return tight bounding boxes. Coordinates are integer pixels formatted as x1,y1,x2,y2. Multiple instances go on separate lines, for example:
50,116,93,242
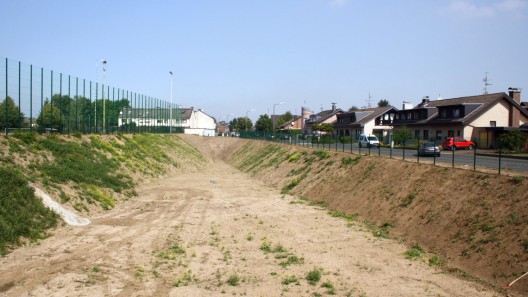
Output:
0,167,59,255
499,130,526,152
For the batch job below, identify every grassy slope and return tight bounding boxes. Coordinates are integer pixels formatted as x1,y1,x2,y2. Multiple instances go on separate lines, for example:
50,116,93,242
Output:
0,132,206,255
229,141,528,293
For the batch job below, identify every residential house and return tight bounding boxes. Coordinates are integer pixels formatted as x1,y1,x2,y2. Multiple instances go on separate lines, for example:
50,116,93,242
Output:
303,103,343,134
390,88,528,148
118,107,216,136
334,106,399,143
279,116,303,130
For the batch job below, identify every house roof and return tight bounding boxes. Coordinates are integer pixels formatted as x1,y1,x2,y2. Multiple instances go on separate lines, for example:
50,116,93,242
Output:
335,106,397,128
407,92,528,125
305,108,343,124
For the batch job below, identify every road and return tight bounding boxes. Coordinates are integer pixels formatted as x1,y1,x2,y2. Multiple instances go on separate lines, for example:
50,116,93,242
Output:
275,140,528,173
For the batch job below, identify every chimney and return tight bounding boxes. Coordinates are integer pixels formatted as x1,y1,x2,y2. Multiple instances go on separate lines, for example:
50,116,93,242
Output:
332,102,336,112
508,88,521,127
402,101,413,110
422,96,430,105
508,88,521,103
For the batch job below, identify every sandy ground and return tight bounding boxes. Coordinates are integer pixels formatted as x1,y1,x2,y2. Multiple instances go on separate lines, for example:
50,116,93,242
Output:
0,138,505,296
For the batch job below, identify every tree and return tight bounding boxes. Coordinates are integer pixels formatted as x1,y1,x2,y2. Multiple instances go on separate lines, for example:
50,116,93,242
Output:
255,114,272,131
0,97,25,131
313,123,334,133
35,100,65,132
348,106,359,111
277,111,293,128
393,126,412,145
233,117,253,132
378,99,390,107
498,130,526,152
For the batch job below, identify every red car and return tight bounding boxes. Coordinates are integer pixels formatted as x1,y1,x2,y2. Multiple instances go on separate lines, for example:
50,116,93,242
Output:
442,137,476,151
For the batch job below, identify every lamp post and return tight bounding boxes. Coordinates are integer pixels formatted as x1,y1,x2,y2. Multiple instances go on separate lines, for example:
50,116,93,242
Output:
102,59,107,133
272,101,286,132
245,109,255,131
169,71,173,133
226,113,234,135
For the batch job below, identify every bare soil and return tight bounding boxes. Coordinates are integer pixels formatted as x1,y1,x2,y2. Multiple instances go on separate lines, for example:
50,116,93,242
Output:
0,135,518,296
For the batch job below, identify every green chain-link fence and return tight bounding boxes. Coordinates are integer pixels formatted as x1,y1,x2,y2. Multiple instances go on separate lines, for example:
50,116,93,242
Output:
1,57,183,135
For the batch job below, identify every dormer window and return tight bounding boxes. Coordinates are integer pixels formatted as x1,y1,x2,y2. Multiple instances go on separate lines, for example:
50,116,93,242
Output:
453,109,460,117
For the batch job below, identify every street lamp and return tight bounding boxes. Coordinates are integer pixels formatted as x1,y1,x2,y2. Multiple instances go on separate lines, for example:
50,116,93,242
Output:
245,109,255,131
225,113,234,135
102,59,107,133
273,101,286,132
170,71,173,133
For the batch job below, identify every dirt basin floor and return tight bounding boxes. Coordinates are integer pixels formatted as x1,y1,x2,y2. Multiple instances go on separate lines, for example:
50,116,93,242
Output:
0,136,508,297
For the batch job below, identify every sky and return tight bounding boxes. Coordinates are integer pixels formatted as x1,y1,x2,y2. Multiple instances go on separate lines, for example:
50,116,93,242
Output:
1,0,527,123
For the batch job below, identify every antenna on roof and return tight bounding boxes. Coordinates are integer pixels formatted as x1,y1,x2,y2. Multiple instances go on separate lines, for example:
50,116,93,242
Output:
366,91,373,108
483,72,492,94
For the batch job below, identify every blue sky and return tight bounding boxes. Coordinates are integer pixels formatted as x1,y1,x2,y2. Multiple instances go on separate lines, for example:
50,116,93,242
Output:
1,0,527,122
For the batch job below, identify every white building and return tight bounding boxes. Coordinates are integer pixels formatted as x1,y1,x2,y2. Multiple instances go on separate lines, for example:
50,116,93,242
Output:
118,107,216,136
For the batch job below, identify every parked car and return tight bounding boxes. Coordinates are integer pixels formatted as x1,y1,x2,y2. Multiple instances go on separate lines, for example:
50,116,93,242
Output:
442,137,475,151
418,142,441,157
358,134,380,148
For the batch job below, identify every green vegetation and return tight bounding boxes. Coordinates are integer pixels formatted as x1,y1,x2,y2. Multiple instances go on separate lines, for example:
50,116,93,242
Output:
0,166,59,255
0,133,205,255
400,193,416,207
281,274,299,285
306,267,322,285
405,243,425,260
227,273,239,286
341,155,361,166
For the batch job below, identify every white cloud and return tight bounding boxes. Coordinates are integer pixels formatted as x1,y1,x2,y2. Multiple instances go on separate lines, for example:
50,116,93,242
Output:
496,0,528,11
445,0,527,18
329,0,348,7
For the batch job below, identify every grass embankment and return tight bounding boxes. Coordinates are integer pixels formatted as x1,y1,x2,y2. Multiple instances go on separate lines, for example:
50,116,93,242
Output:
229,141,528,293
0,132,206,255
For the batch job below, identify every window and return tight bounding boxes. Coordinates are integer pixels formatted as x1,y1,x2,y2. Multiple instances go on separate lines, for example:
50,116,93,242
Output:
448,130,454,137
453,109,460,117
423,130,429,140
415,130,420,139
490,121,496,127
440,110,447,118
436,130,442,140
457,130,461,136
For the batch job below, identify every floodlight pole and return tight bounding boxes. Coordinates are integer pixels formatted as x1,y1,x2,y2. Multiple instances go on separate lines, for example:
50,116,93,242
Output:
170,71,173,133
102,59,107,133
273,101,286,132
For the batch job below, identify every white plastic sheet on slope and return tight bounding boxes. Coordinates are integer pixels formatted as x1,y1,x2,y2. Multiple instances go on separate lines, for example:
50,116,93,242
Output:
32,184,91,226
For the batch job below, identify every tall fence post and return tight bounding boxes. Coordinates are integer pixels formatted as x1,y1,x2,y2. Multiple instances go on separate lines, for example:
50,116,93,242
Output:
451,146,455,168
498,144,502,175
416,139,420,163
473,145,477,171
5,58,8,134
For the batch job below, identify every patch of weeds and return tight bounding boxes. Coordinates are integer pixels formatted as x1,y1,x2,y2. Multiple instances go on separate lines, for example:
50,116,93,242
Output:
509,176,523,185
428,255,445,267
400,193,415,207
288,152,302,162
313,150,331,159
12,130,37,144
135,266,145,279
281,172,308,194
341,155,361,166
246,232,254,241
273,244,288,253
480,223,495,233
308,200,330,208
227,273,239,286
281,274,299,285
405,243,425,260
321,280,336,295
173,270,195,287
280,255,304,267
260,239,272,253
306,267,322,286
373,223,392,238
157,244,185,260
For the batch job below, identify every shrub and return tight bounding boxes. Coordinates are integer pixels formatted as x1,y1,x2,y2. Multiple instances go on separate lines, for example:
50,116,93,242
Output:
306,268,322,285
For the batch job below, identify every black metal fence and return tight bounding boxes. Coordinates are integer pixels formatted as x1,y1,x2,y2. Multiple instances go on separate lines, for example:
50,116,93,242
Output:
239,131,527,175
